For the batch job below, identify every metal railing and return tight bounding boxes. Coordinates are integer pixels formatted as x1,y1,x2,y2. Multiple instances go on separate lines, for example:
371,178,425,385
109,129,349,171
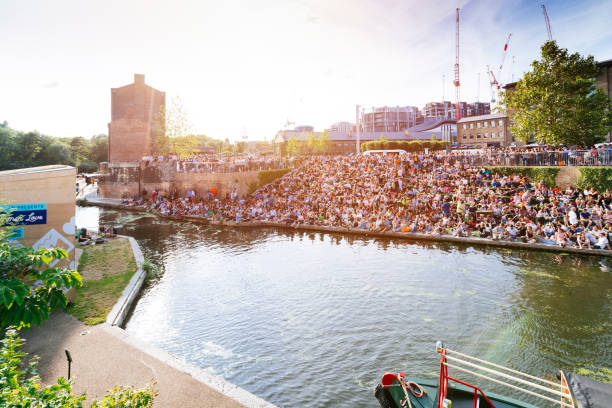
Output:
436,342,574,408
447,150,612,167
176,160,290,173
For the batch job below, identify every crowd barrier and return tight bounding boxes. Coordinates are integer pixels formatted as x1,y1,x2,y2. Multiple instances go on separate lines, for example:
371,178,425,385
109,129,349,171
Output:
449,150,612,167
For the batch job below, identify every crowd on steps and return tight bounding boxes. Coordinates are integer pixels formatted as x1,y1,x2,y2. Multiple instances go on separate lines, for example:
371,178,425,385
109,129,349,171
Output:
122,152,612,251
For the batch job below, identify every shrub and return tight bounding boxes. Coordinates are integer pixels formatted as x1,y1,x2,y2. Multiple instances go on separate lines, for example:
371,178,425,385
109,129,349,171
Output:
258,168,292,186
483,166,559,187
577,168,612,192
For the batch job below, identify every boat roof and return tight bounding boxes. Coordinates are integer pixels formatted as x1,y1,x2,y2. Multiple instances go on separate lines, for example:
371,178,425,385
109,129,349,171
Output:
564,371,612,408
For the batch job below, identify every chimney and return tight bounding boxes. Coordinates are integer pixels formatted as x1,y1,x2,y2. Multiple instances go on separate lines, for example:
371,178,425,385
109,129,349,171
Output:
134,74,145,85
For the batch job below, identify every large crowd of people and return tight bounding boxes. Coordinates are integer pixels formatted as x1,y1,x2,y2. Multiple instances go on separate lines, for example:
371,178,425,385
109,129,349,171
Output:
122,151,612,251
139,153,291,173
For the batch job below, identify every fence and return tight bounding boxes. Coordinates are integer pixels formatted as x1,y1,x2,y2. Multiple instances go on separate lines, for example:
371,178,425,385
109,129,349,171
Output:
448,150,612,167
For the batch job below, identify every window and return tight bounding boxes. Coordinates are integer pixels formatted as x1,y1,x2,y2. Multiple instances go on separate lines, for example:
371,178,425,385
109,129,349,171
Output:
484,132,488,138
491,120,495,127
463,124,467,129
491,131,496,138
470,134,474,139
477,122,481,128
499,130,504,138
469,123,474,129
484,121,488,128
498,120,503,126
477,134,481,138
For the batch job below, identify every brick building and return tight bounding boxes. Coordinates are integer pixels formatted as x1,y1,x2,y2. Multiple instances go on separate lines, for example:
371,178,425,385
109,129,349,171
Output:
457,113,513,148
108,74,165,162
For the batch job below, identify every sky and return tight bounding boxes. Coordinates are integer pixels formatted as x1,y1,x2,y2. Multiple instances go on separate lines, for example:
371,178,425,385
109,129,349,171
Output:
1,0,611,142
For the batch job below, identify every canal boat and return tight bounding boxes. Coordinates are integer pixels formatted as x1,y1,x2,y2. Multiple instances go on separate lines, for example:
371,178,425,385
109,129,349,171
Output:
374,341,611,408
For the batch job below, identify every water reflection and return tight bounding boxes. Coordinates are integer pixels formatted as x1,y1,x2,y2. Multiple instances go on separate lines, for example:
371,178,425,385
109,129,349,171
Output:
76,207,612,407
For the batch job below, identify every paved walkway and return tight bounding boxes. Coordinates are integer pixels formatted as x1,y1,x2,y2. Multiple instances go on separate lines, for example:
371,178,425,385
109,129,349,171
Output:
22,312,248,407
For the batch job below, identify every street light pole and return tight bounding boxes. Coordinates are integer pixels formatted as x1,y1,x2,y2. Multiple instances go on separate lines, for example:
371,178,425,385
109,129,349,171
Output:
356,104,361,154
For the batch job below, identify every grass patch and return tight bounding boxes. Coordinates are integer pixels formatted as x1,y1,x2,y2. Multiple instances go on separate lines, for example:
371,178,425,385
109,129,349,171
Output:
68,238,138,325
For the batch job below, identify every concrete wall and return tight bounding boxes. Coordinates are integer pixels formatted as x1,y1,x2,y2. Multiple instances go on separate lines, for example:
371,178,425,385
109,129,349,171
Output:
99,162,259,199
0,165,77,271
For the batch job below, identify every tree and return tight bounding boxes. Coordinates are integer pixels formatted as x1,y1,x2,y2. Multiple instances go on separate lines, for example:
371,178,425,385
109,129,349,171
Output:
0,208,82,329
314,130,331,154
151,96,195,156
286,135,302,156
306,132,317,153
89,134,109,164
34,141,75,166
501,41,612,145
0,328,156,406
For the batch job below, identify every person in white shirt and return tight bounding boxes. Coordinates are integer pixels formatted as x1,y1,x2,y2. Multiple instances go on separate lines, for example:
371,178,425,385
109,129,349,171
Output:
567,207,578,225
596,233,610,250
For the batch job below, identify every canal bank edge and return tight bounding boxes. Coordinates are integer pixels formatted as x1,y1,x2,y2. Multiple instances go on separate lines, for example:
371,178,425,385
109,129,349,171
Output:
83,198,612,258
104,234,278,408
106,235,146,327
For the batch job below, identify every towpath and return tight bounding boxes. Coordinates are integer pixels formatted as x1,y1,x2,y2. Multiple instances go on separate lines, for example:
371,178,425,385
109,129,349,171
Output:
21,312,252,407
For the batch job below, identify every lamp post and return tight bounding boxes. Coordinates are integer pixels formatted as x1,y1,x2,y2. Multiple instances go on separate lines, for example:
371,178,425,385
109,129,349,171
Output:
356,104,361,154
65,349,72,379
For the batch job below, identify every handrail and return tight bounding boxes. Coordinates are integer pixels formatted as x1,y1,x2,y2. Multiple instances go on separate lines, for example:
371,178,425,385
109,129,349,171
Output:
436,342,574,408
446,348,564,389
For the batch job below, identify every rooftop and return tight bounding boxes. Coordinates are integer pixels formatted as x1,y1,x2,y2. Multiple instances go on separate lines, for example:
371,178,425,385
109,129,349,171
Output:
0,165,75,178
457,113,507,123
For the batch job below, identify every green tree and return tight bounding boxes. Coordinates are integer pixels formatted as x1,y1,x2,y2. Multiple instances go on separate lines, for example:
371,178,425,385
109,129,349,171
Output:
0,126,17,170
0,329,156,406
35,141,75,166
286,135,301,156
89,134,109,164
306,132,317,154
235,141,248,153
314,130,331,154
501,41,612,145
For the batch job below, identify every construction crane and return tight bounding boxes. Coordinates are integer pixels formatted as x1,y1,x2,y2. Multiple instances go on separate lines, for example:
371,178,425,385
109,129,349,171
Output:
487,33,512,103
542,4,553,41
454,8,460,120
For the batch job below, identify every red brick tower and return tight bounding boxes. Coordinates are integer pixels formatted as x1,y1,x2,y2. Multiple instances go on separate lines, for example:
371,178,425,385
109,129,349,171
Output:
108,74,165,162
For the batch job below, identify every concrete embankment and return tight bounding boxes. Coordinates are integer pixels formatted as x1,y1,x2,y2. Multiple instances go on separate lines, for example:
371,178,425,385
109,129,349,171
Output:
82,197,612,258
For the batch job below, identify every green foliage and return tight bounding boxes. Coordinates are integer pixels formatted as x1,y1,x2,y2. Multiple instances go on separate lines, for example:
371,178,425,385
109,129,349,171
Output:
361,139,449,152
483,166,559,187
576,168,612,192
91,385,156,407
0,241,82,329
501,41,612,145
0,328,86,406
142,256,162,281
0,122,108,172
0,328,156,406
286,135,302,156
257,168,292,187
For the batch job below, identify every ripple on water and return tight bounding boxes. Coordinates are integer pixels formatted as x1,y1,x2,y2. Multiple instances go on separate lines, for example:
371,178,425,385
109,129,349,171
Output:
76,207,612,408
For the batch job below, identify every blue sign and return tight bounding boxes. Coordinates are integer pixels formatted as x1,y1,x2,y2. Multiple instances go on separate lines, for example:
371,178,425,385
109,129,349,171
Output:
8,228,24,239
1,203,47,226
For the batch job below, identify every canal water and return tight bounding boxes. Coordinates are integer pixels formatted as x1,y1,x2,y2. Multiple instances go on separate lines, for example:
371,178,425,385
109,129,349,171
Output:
77,207,612,407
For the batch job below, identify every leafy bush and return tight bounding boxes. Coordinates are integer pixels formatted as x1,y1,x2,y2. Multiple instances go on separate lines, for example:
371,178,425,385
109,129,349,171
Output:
361,139,449,152
257,168,292,186
0,243,82,329
577,168,612,192
0,328,156,407
483,166,559,187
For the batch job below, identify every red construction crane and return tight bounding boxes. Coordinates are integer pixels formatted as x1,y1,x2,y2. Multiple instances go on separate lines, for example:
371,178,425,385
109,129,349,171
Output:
542,4,553,41
454,8,460,120
487,33,512,103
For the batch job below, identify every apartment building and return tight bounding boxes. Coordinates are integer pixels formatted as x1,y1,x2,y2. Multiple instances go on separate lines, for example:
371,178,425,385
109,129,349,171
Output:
457,113,513,147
